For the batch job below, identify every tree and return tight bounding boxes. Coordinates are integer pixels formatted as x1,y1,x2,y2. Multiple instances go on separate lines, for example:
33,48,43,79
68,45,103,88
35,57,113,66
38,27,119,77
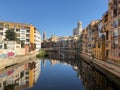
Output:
5,29,17,41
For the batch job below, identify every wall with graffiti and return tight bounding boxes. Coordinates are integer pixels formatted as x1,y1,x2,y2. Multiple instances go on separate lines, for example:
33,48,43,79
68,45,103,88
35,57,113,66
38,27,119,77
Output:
0,51,15,58
0,49,25,58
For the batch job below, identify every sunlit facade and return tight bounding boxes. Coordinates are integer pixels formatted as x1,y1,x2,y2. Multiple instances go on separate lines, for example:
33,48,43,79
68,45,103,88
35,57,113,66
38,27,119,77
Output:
0,21,41,51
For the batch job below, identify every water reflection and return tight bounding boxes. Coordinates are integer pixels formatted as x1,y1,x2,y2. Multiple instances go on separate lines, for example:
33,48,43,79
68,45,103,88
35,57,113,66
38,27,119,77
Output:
37,59,85,90
0,52,120,90
0,59,41,90
45,52,120,90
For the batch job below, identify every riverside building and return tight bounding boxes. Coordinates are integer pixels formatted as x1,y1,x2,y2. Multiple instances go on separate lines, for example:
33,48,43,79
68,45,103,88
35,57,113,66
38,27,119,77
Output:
0,21,41,51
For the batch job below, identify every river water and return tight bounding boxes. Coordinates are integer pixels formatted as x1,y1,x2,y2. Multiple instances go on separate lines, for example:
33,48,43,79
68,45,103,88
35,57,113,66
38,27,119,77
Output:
0,53,120,90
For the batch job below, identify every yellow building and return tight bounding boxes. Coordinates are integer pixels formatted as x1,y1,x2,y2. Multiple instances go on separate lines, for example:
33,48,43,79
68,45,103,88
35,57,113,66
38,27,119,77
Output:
93,38,105,60
29,69,35,88
90,20,106,60
28,62,35,88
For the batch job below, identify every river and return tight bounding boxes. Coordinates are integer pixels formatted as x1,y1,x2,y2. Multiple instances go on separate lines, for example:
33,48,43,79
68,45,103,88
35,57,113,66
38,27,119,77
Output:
0,52,120,90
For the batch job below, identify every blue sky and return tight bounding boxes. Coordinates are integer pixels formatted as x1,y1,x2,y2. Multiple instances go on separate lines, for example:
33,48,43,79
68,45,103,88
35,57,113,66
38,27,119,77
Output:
0,0,108,38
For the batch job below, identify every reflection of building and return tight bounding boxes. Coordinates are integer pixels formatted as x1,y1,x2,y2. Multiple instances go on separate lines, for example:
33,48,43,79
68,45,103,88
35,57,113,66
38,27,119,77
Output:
51,59,59,66
77,60,118,90
0,59,41,90
35,59,41,83
43,60,46,67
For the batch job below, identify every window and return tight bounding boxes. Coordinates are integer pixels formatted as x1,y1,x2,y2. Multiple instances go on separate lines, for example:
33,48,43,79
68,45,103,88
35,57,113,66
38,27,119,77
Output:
113,19,118,28
26,30,30,33
26,39,30,42
106,31,109,40
16,29,20,32
113,29,118,37
118,19,120,26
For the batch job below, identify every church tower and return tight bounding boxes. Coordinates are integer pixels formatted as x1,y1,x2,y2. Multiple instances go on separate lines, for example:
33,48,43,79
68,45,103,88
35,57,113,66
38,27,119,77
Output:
73,21,82,36
43,31,46,40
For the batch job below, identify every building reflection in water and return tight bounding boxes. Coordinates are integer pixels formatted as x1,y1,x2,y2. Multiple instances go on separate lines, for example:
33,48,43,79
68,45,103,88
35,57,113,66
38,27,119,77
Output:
46,52,120,90
1,52,120,90
0,59,41,90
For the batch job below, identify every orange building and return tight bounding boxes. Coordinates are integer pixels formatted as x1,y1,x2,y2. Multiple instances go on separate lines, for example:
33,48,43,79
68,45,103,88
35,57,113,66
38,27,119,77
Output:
102,0,120,66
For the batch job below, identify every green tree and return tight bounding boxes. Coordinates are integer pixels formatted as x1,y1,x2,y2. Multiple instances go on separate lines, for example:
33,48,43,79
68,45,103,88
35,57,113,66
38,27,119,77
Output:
5,29,17,41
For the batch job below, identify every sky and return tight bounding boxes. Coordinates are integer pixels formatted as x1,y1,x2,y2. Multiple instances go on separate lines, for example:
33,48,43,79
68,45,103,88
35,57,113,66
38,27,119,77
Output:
0,0,108,38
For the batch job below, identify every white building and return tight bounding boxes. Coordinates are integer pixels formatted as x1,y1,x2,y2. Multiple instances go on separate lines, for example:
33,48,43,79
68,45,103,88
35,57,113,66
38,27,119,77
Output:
73,21,82,36
34,59,41,82
35,29,41,51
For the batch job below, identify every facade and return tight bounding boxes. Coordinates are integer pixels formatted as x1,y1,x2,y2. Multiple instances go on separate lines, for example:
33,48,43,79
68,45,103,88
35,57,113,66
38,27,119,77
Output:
81,20,106,60
35,29,41,51
109,0,120,63
41,0,120,66
85,21,99,56
81,29,87,54
73,21,82,36
42,35,79,50
81,0,120,65
102,0,120,65
0,21,41,51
